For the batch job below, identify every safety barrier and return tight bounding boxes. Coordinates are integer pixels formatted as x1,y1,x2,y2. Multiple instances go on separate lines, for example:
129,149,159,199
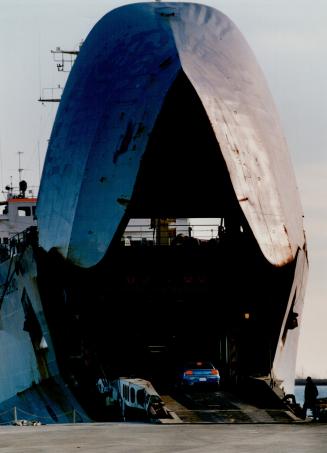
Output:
0,405,83,425
122,222,223,247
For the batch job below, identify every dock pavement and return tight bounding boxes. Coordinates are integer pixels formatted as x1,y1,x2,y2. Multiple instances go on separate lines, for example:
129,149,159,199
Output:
0,422,326,453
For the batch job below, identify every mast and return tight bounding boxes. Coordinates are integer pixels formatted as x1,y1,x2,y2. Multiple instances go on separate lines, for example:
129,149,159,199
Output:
38,44,81,103
18,151,23,183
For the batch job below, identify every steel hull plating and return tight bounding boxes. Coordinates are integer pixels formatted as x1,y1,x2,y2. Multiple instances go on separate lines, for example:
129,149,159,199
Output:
0,3,307,420
0,248,89,423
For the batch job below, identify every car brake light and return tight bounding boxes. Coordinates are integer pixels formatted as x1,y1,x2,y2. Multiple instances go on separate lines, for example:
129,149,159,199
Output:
211,369,219,375
185,370,193,375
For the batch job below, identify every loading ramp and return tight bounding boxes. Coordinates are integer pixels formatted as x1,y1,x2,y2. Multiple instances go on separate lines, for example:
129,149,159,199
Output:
161,389,300,424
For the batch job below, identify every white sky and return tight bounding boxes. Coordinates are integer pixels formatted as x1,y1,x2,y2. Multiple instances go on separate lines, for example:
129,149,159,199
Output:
0,0,326,377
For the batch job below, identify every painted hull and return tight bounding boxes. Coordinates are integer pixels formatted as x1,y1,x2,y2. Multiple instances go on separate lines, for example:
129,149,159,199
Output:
0,247,89,423
38,3,305,268
0,3,307,420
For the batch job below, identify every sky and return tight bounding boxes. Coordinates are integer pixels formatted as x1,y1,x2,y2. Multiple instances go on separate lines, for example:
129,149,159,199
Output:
0,0,326,377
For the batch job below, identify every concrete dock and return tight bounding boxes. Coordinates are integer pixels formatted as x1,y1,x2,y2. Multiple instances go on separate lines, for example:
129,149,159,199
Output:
0,422,326,452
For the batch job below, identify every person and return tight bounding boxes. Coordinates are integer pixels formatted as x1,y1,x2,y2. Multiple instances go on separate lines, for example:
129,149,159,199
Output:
303,376,319,420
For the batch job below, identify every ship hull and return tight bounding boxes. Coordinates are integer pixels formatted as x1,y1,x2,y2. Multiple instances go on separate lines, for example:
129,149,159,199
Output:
0,2,308,420
0,247,89,423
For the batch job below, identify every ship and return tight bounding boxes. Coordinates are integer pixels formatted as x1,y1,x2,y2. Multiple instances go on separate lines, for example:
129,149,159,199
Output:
0,181,37,248
0,2,308,422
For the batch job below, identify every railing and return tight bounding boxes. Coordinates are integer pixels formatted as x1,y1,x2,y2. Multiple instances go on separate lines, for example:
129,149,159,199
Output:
0,226,39,310
0,405,83,425
122,223,224,247
0,226,38,263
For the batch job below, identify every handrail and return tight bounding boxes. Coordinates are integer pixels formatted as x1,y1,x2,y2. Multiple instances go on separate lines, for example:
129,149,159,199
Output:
122,223,227,246
0,226,38,263
0,405,83,425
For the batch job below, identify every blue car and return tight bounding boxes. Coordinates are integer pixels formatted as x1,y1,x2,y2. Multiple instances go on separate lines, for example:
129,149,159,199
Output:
177,361,220,388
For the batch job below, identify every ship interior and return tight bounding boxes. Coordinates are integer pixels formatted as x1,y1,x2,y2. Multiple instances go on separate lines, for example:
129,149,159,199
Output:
36,72,297,419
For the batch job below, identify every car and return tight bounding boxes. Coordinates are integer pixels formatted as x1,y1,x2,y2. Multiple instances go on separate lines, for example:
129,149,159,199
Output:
176,361,220,388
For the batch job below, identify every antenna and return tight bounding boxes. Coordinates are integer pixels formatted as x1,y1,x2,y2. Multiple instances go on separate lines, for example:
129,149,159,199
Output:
37,140,41,184
18,151,24,183
38,85,63,103
38,44,81,104
51,46,80,73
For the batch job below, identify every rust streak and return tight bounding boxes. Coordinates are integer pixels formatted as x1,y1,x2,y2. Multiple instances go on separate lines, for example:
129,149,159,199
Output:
134,122,145,138
159,56,173,69
113,121,134,163
117,197,130,207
